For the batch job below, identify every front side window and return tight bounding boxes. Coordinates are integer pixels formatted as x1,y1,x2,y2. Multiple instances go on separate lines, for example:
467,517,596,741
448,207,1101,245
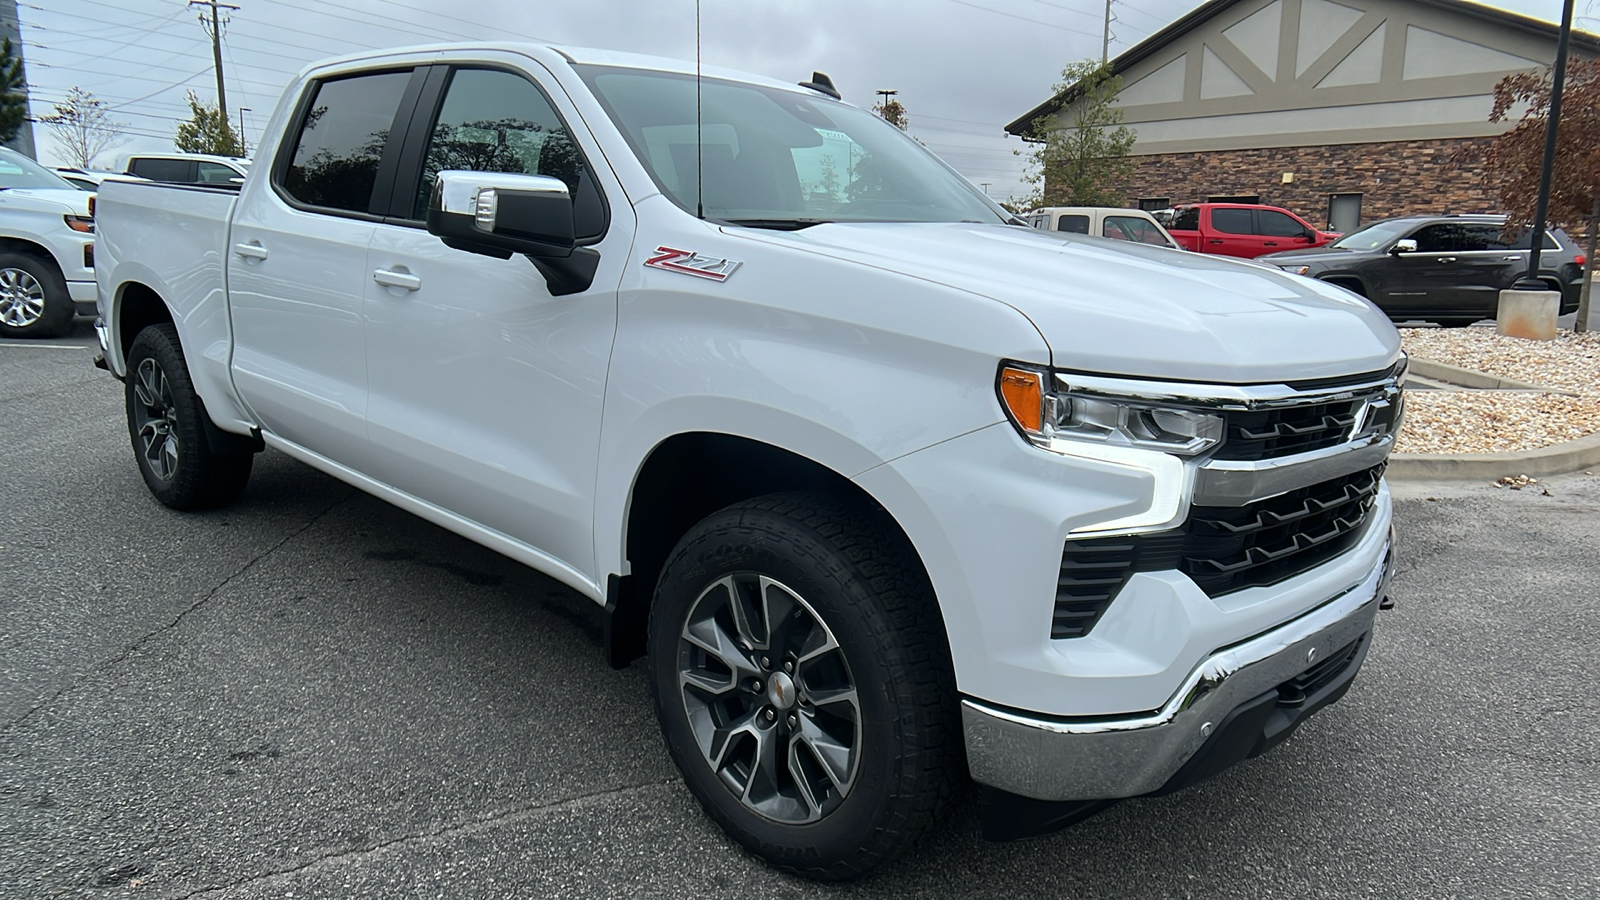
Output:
1257,209,1307,237
1410,223,1468,253
196,162,239,184
281,70,412,213
412,68,586,220
577,65,1005,226
1056,215,1089,233
1103,215,1171,246
1211,208,1253,234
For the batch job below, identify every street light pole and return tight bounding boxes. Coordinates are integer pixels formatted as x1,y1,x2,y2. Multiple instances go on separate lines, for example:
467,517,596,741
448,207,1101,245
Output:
1516,0,1575,290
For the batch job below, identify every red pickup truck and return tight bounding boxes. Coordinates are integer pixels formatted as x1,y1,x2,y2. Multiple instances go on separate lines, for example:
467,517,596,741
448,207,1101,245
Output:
1167,203,1338,259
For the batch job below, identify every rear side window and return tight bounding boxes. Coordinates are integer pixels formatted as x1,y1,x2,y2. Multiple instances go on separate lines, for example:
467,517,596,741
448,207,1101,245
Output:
1056,215,1089,233
281,70,412,213
129,158,195,182
1211,208,1254,234
1171,207,1199,231
1257,209,1306,237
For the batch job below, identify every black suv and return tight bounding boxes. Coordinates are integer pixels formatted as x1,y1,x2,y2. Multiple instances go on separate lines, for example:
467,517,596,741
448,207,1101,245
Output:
1259,215,1584,327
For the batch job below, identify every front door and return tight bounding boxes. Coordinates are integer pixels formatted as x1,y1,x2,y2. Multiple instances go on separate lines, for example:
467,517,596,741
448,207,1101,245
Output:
360,63,630,584
228,68,418,467
1384,222,1480,318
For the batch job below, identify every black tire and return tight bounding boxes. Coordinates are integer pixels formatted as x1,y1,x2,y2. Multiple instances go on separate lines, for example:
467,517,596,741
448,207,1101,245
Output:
648,492,959,880
0,252,74,339
125,323,254,509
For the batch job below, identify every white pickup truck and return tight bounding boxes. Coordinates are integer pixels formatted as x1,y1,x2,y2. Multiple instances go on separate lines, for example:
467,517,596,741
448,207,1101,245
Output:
0,147,97,338
94,42,1402,879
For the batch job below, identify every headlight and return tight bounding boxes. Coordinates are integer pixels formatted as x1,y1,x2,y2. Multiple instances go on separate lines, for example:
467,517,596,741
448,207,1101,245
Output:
998,365,1224,457
65,214,95,234
1278,264,1311,276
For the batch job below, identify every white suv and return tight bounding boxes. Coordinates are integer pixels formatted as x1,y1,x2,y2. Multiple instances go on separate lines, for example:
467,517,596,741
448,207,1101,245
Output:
0,148,96,338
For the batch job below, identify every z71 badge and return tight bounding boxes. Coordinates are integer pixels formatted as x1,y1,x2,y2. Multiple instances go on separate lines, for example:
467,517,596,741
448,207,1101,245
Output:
643,247,743,281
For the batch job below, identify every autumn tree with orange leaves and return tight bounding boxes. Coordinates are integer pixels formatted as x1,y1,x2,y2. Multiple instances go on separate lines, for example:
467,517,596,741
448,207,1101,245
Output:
1483,59,1600,331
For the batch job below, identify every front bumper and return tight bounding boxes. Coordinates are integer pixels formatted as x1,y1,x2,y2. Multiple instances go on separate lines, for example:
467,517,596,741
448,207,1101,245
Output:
69,279,97,315
964,534,1392,803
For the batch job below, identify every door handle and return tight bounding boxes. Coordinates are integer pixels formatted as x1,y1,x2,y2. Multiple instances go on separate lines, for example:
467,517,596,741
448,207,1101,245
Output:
1263,241,1279,247
1208,239,1225,244
1501,255,1523,260
372,268,421,291
233,242,269,260
1438,257,1456,263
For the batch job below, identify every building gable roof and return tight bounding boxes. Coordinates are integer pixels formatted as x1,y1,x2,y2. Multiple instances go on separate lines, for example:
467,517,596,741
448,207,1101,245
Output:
1004,0,1600,136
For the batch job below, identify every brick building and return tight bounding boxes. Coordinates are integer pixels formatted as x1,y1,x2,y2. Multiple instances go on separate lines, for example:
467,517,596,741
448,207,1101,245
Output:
1005,0,1598,232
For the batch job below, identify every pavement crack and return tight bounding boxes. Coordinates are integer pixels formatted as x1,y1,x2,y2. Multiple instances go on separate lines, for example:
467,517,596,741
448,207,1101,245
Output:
2,493,354,735
173,777,682,899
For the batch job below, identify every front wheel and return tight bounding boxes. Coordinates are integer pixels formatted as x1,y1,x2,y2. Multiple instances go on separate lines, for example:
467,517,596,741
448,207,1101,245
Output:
648,492,959,880
0,253,74,339
125,323,254,509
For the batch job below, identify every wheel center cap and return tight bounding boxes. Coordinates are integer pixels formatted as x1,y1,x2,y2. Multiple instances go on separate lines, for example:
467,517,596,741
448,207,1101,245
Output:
766,671,797,710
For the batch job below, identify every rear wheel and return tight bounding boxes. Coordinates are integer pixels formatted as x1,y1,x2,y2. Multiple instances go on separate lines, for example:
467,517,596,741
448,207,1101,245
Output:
648,492,958,880
0,253,73,339
125,323,254,509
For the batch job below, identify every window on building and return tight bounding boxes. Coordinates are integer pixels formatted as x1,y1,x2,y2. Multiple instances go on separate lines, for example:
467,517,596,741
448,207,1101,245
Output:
1137,197,1169,211
1211,208,1254,234
1207,194,1259,204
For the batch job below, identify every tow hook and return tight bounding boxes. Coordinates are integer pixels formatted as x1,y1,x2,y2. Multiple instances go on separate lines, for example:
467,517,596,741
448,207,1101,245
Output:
1379,595,1395,611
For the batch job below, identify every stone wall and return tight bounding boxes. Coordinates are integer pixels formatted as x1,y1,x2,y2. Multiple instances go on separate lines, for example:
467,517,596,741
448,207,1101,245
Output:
1119,137,1499,228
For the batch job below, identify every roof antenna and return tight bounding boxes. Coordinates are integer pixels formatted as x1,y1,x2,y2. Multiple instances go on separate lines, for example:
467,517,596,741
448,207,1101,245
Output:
695,0,704,220
799,72,841,100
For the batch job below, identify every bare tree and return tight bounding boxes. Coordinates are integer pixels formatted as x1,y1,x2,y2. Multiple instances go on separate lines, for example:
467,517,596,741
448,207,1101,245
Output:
1482,59,1600,331
39,87,126,168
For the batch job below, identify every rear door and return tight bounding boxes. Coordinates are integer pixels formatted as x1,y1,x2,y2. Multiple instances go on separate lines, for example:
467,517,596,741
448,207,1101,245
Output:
1451,224,1531,316
1205,207,1260,256
227,67,421,467
359,60,629,582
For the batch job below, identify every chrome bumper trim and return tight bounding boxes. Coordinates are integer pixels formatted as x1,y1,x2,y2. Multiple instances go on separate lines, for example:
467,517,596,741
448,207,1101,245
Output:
1193,434,1392,506
962,537,1393,802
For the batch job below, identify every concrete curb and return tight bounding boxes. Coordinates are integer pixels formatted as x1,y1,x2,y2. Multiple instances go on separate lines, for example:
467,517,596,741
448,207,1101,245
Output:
1407,357,1575,394
1389,431,1600,480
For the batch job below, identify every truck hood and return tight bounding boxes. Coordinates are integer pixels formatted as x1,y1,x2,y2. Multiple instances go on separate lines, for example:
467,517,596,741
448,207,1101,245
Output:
741,222,1400,383
0,187,93,216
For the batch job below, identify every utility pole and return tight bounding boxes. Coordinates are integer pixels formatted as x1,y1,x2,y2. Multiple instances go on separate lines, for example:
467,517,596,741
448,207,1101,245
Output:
875,89,898,108
189,0,239,130
1101,0,1114,63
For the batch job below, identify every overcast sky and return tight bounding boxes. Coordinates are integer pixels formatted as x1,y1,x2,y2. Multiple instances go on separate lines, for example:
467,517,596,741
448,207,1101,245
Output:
19,0,1592,200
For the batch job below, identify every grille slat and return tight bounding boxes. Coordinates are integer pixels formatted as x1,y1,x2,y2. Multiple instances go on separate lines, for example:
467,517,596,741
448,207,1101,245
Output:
1052,465,1384,639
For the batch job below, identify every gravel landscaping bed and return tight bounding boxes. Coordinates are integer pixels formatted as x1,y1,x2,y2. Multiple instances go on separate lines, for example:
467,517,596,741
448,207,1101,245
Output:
1396,328,1600,454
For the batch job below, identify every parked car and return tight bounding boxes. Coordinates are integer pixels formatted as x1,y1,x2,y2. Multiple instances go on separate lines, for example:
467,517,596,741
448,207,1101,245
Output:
52,167,130,191
94,41,1402,878
1167,203,1338,258
0,147,96,338
1259,214,1583,326
122,153,250,186
1023,206,1181,249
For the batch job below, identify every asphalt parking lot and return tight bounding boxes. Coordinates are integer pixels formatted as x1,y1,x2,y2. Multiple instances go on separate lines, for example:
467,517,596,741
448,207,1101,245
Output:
3,320,1598,898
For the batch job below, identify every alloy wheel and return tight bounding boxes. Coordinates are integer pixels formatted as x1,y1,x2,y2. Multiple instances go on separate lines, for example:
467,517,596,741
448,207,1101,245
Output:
0,267,46,328
677,573,861,824
132,358,180,482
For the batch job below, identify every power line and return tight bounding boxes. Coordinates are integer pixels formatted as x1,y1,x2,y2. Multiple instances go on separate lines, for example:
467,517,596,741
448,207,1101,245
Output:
939,0,1103,38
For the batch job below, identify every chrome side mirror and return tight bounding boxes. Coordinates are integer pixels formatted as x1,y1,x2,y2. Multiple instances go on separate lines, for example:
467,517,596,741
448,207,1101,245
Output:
1392,239,1418,254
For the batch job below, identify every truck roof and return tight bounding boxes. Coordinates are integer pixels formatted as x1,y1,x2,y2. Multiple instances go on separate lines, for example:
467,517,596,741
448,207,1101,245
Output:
295,41,818,99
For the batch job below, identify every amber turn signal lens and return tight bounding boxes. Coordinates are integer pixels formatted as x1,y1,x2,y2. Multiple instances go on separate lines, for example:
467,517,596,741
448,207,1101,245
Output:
998,366,1044,434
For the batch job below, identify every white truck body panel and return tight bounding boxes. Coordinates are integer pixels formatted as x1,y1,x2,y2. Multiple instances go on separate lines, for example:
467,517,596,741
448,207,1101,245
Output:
94,41,1402,837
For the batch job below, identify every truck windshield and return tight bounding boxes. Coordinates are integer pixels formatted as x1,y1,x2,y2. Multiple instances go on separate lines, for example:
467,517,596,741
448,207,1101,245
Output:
0,147,78,190
576,65,1007,227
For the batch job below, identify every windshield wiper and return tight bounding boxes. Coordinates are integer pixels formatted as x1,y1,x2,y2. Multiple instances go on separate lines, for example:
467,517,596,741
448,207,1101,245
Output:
721,218,832,231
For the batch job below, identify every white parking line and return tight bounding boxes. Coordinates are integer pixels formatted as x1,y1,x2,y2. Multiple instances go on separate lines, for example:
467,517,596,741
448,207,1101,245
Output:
0,343,90,349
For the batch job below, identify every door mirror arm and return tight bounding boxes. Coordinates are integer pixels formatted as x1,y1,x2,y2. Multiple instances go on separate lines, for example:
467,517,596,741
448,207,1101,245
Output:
427,170,599,294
